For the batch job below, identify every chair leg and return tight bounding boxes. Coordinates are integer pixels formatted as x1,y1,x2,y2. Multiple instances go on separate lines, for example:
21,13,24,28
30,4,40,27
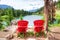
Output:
24,33,26,38
13,32,18,38
34,32,36,37
16,31,19,37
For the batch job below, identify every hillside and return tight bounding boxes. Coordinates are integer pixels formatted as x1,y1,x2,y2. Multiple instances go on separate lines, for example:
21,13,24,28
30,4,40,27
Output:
0,5,13,9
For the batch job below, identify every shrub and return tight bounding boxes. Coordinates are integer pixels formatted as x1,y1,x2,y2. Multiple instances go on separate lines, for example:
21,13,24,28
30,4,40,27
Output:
26,31,34,37
18,33,25,38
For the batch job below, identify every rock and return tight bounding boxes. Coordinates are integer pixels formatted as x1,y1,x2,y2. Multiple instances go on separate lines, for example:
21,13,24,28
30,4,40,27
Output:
0,38,7,40
26,38,36,40
11,20,18,25
11,38,25,40
48,27,60,40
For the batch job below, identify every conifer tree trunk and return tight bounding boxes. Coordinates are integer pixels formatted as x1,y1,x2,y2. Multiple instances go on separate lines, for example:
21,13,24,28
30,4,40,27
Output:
44,0,56,32
44,0,49,32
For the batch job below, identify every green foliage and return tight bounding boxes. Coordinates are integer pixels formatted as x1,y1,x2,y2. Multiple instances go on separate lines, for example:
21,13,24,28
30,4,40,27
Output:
36,32,40,37
56,0,60,9
1,15,10,26
26,31,34,37
49,10,60,27
54,10,60,24
14,9,32,17
18,33,25,38
55,11,60,24
20,14,23,20
35,31,47,37
0,21,5,30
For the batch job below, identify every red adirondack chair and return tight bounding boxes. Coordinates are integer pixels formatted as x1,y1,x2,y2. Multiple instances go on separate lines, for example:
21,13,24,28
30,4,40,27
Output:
17,20,28,33
34,20,44,33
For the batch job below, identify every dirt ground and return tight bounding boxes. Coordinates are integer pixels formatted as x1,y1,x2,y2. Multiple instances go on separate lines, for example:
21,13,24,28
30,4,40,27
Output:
9,27,60,40
48,27,60,40
0,26,60,40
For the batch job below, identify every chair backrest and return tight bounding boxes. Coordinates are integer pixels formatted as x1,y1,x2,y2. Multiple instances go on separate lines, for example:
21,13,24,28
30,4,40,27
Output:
17,20,28,27
34,20,44,27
